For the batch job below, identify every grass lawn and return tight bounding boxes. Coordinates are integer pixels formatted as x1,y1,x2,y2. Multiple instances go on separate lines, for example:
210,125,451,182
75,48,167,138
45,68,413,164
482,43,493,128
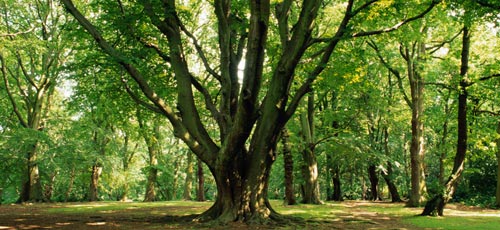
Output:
0,200,499,229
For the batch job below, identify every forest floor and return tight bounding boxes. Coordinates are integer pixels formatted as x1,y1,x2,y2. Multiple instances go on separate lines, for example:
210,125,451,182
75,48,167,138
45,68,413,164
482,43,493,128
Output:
1,200,500,230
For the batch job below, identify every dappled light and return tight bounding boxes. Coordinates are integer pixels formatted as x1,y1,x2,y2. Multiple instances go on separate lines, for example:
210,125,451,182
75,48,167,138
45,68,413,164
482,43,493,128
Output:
2,199,500,229
1,0,499,228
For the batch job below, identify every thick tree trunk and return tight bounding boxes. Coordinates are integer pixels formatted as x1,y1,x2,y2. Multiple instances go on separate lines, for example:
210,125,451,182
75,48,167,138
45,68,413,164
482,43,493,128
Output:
144,166,158,202
281,128,297,205
300,145,321,204
196,150,280,223
20,144,44,202
183,152,194,200
368,165,380,201
496,121,500,207
89,164,102,201
196,158,206,202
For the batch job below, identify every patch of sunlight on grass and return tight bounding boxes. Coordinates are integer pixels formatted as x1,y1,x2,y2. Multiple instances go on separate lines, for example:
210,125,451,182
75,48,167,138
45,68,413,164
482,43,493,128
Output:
362,204,420,216
406,215,500,230
46,201,212,214
271,200,346,220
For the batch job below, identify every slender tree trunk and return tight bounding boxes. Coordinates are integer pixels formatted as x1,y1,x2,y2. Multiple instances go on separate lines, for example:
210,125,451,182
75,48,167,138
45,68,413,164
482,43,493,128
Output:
439,118,449,185
326,121,342,201
281,128,297,205
299,94,321,204
64,168,75,202
44,171,57,201
382,162,402,202
332,164,342,201
119,134,135,202
407,41,428,207
172,158,180,200
183,152,194,200
362,175,367,200
196,158,206,202
368,165,380,201
89,164,102,201
138,112,160,202
496,121,500,207
422,26,470,216
382,127,402,202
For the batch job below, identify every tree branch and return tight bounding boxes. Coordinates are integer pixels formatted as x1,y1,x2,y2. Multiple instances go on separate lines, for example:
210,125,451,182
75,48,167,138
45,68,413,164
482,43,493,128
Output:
0,27,35,37
179,21,222,81
352,0,441,38
285,0,344,120
476,0,500,9
60,0,217,163
120,77,163,114
476,73,500,82
427,29,463,54
367,39,412,107
0,54,28,127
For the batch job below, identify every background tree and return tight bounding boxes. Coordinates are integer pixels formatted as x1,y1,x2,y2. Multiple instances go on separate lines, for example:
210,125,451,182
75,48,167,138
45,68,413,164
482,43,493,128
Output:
0,0,71,202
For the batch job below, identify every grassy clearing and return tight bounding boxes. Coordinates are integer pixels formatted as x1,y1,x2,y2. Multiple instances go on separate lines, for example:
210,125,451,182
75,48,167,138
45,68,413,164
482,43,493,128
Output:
1,200,499,229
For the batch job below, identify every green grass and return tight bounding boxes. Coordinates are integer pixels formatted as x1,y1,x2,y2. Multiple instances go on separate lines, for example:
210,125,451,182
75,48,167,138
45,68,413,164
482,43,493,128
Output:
36,200,500,229
45,200,212,215
405,215,500,230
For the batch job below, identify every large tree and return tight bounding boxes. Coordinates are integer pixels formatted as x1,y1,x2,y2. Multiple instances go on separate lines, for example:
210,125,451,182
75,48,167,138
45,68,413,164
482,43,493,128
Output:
1,0,70,202
61,0,439,223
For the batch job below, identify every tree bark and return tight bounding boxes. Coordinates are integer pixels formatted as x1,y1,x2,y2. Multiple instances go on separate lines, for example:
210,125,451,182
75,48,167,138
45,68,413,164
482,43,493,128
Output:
196,148,280,223
19,143,44,203
64,168,75,202
138,112,160,202
331,164,342,201
368,165,380,201
196,158,206,202
407,37,428,207
44,171,57,201
183,152,194,200
281,128,297,205
25,143,44,202
421,26,470,216
382,162,402,202
299,94,322,204
89,164,102,201
172,158,180,200
496,121,500,207
382,127,402,202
